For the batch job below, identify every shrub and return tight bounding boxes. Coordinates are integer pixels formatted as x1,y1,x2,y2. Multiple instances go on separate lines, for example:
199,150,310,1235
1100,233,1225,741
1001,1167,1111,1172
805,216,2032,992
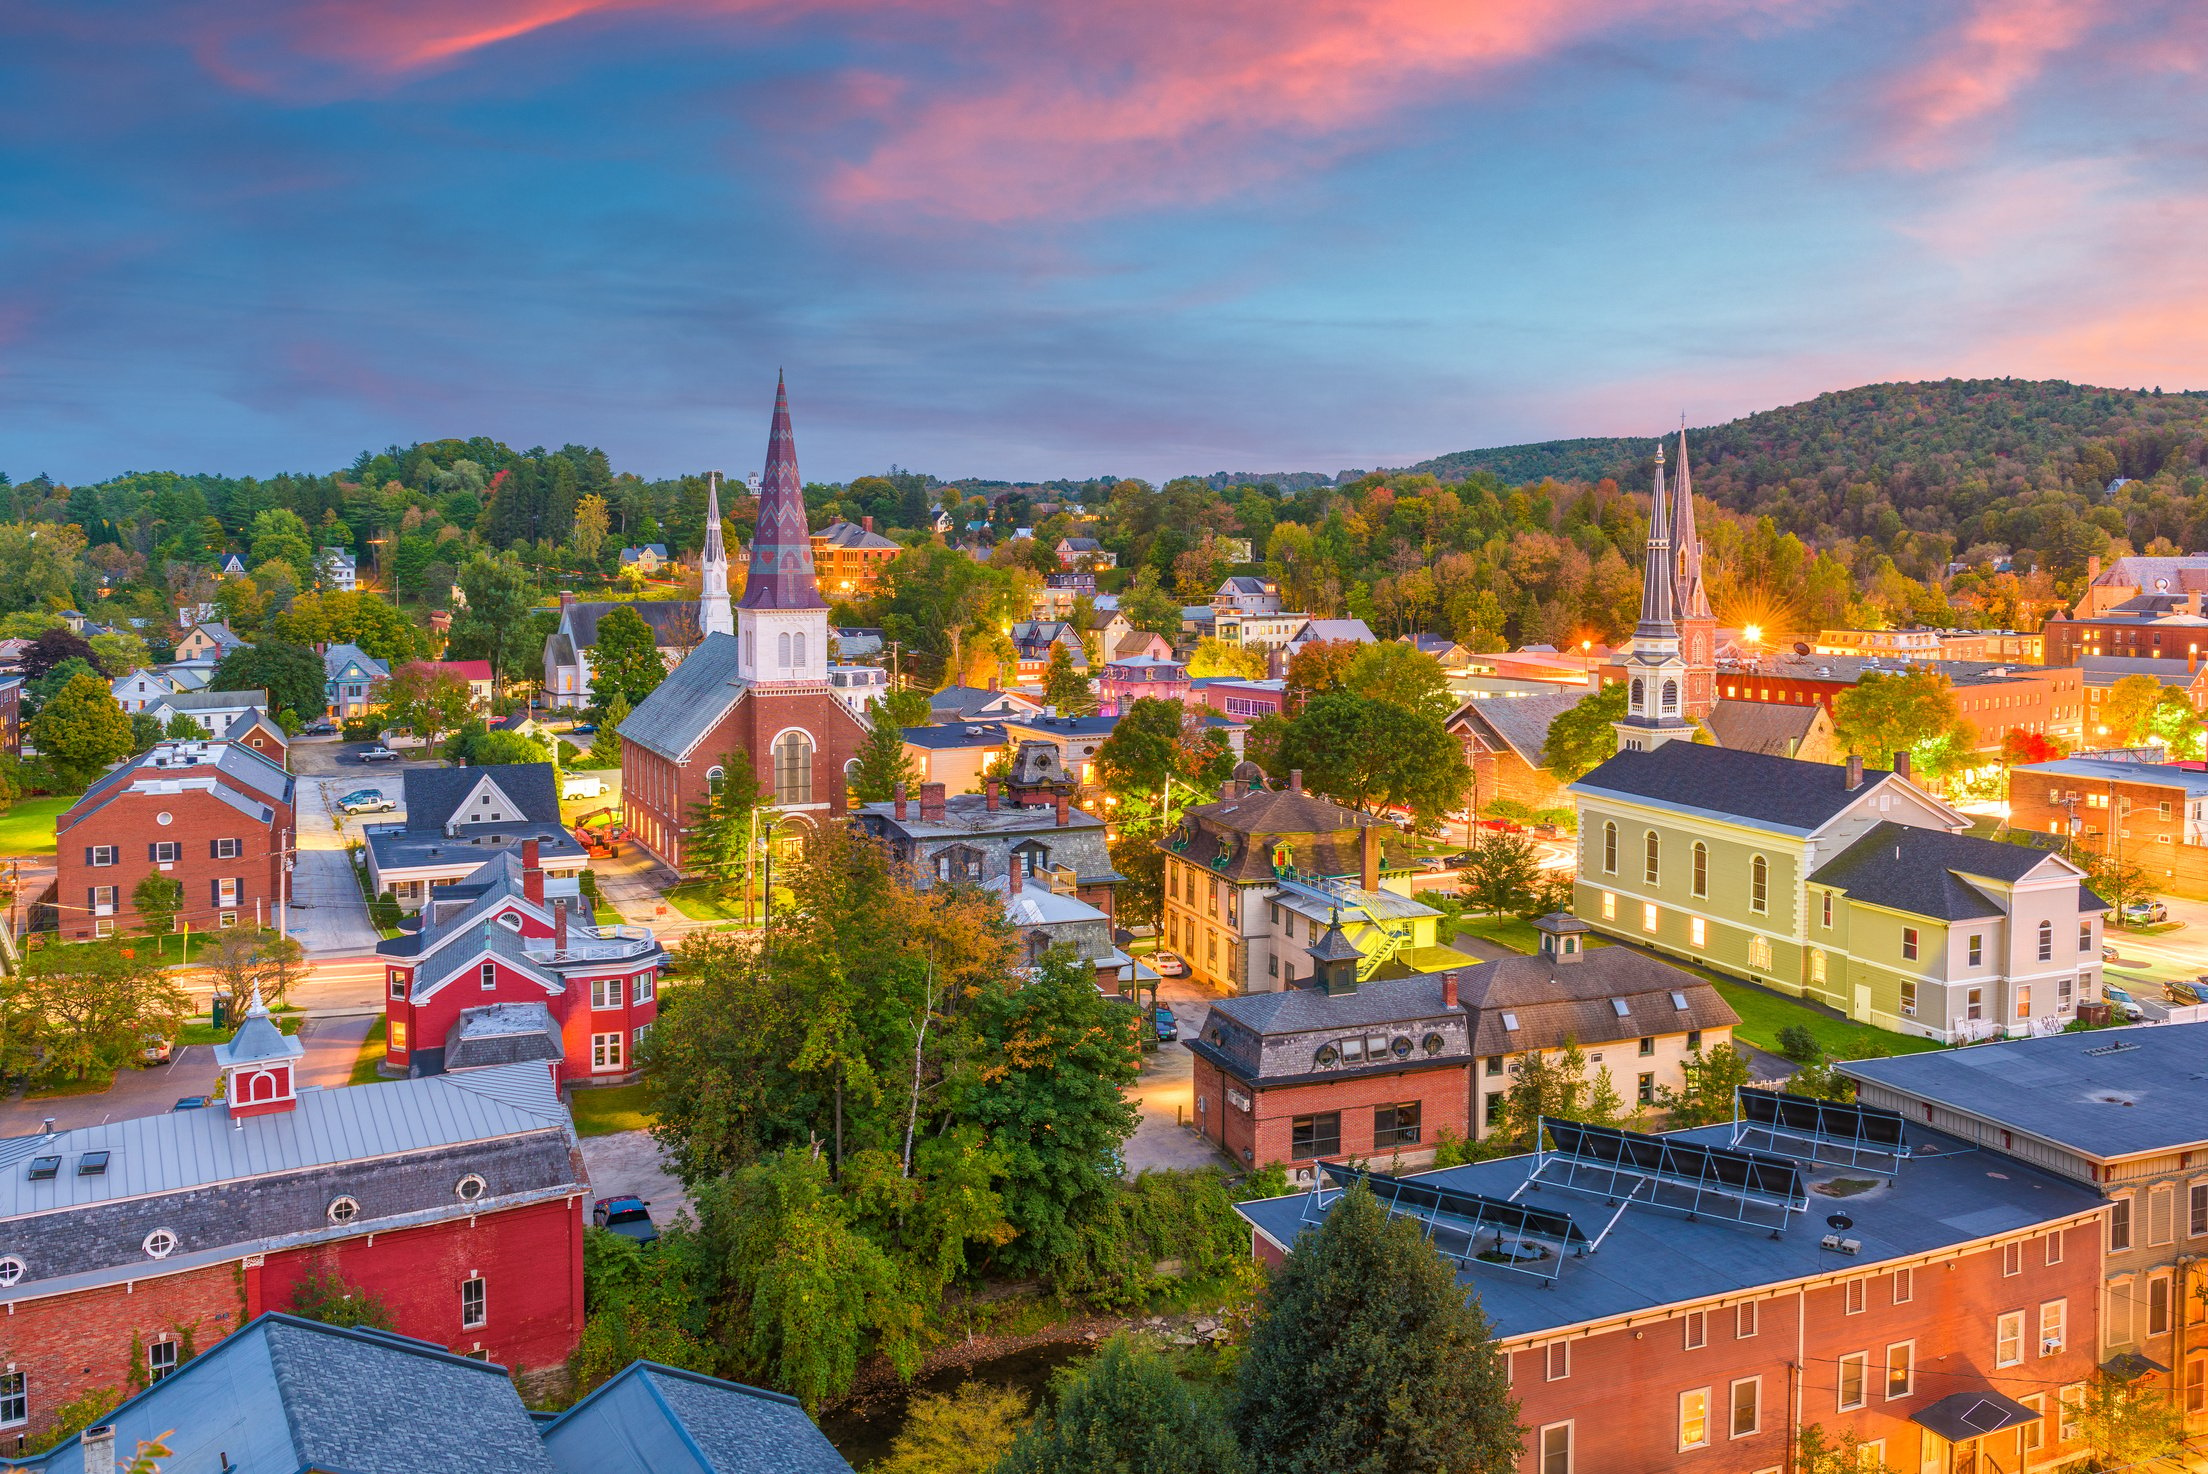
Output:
289,1268,396,1329
369,890,403,932
558,739,583,766
1050,1170,1258,1308
1776,1024,1822,1062
340,715,382,742
1483,797,1533,822
1532,807,1577,834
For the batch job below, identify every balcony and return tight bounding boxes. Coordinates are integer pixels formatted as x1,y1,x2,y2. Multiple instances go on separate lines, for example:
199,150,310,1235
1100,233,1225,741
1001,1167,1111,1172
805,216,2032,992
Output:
525,923,659,963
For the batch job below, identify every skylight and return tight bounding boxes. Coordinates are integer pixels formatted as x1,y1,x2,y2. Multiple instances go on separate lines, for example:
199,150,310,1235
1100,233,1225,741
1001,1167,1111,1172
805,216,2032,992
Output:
26,1157,59,1181
1670,991,1690,1010
77,1152,110,1176
1500,1012,1520,1032
1610,999,1631,1018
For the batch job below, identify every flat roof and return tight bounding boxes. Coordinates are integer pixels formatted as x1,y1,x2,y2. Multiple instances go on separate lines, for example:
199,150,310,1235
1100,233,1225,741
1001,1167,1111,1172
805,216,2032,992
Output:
2012,757,2208,797
1235,1121,2103,1340
1839,1022,2208,1160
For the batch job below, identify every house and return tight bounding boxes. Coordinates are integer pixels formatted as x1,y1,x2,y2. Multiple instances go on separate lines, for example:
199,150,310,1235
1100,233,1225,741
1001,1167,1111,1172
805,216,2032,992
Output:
811,517,900,598
1843,1024,2208,1437
1188,914,1736,1172
156,659,216,693
217,551,246,576
854,748,1120,919
363,763,586,910
990,869,1153,991
7,1312,856,1474
1573,742,2108,1041
2010,754,2208,900
378,842,663,1084
617,543,670,573
412,658,497,711
1213,576,1283,615
1276,618,1377,669
144,685,273,739
1007,620,1086,682
1099,655,1188,713
173,620,248,663
541,594,697,710
1447,691,1584,815
316,546,357,592
1111,630,1174,663
228,706,290,766
1237,1107,2109,1473
1401,633,1473,670
833,627,886,661
0,1006,589,1437
0,676,19,756
1702,697,1840,763
619,380,869,872
1056,536,1113,570
928,684,1042,723
55,739,294,936
901,722,1010,792
109,667,178,714
323,643,390,720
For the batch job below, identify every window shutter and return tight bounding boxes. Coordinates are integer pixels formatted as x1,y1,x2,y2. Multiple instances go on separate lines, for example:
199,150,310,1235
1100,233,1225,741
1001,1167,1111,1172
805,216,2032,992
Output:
210,840,219,859
148,844,157,862
86,888,95,911
83,847,93,866
211,878,221,905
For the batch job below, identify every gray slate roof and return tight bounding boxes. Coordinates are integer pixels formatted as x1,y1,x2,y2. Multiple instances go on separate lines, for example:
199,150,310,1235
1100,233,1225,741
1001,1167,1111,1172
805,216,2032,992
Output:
619,631,745,761
543,1362,856,1474
1573,742,1898,834
1448,691,1584,766
1808,821,2071,922
151,685,267,713
1839,1022,2208,1160
403,762,560,830
1701,698,1825,757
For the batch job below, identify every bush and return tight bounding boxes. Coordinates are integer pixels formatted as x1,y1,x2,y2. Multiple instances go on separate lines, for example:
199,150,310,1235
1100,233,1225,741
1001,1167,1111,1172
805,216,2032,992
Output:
341,715,382,742
1776,1024,1822,1063
289,1268,396,1329
579,868,600,900
558,739,583,766
1483,797,1533,822
1049,1169,1259,1308
369,890,403,932
1533,807,1577,834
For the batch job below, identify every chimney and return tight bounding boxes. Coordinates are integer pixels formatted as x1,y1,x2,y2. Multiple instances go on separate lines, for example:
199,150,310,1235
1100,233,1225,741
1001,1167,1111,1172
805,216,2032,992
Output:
920,782,947,821
1361,824,1380,892
2192,591,2203,619
1442,970,1459,1009
1845,754,1864,790
82,1425,116,1474
985,779,1000,811
894,783,909,820
862,515,874,533
1893,750,1911,780
1220,781,1238,803
1009,861,1023,896
2087,554,2102,583
555,897,570,951
522,837,543,904
1288,769,1303,793
1054,793,1070,828
560,590,576,610
988,675,1000,691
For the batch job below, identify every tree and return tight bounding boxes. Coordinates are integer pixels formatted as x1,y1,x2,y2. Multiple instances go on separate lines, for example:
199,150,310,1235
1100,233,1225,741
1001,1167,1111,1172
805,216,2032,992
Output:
1830,669,1974,772
2098,673,2166,749
131,875,185,936
848,702,921,805
288,1269,397,1330
995,1337,1239,1474
1232,1183,1520,1474
247,508,314,576
687,752,765,900
374,662,474,738
1041,643,1095,716
2073,1369,2187,1469
1094,697,1232,824
1187,637,1266,680
445,552,538,696
270,590,427,662
4,941,190,1082
199,929,308,1011
1274,689,1469,825
573,493,612,566
162,710,206,740
589,605,668,712
210,640,326,725
1658,1043,1752,1127
1460,831,1541,916
1117,567,1182,638
1794,1424,1904,1474
19,626,96,683
128,710,164,754
2001,729,2067,766
1491,1040,1634,1149
28,670,134,787
444,726,553,768
87,630,151,679
1540,682,1626,782
885,1383,1029,1474
1346,641,1453,719
1282,639,1360,707
588,694,629,769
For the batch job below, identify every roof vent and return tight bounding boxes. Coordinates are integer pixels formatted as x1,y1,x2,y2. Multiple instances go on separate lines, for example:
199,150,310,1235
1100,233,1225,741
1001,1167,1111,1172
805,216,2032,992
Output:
77,1151,110,1176
2083,1040,2141,1057
1669,991,1689,1010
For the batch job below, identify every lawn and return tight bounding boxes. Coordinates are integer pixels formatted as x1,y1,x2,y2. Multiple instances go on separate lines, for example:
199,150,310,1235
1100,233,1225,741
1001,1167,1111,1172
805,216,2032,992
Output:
0,795,77,856
569,1080,653,1137
179,1011,303,1046
1700,974,1939,1062
1452,915,1549,955
662,881,752,924
349,1018,389,1085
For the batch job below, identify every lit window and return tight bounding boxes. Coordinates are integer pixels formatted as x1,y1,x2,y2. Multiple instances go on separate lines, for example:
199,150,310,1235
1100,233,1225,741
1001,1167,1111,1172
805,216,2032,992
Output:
389,1020,408,1053
1601,891,1616,921
773,730,815,805
1996,1310,2024,1367
1747,936,1771,971
1901,927,1918,962
1885,1342,1913,1398
1689,917,1706,948
1837,1351,1867,1410
1679,1388,1710,1450
1642,903,1659,934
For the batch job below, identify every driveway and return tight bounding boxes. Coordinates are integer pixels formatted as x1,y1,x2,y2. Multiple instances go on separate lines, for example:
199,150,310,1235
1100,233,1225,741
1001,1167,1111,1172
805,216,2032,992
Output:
578,1129,692,1227
0,1014,372,1134
1122,968,1237,1177
284,774,386,956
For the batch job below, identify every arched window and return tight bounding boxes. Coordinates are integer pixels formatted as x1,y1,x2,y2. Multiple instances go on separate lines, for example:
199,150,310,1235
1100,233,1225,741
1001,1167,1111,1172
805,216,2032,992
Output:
743,628,754,670
1644,831,1660,885
1750,855,1768,913
772,729,814,805
1603,822,1618,874
2037,919,2053,962
777,631,792,669
1661,679,1678,713
1692,842,1708,898
792,631,807,669
706,764,726,796
1630,677,1645,711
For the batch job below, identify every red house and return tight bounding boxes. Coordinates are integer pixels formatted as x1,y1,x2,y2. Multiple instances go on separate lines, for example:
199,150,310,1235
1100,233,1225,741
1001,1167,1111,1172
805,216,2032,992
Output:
0,993,588,1440
379,839,664,1083
54,739,294,937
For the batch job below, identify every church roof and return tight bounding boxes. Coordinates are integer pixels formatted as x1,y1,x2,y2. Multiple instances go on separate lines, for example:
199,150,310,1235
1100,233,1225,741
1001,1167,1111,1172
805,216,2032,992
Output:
1670,428,1712,621
618,631,746,762
738,374,827,613
555,600,699,652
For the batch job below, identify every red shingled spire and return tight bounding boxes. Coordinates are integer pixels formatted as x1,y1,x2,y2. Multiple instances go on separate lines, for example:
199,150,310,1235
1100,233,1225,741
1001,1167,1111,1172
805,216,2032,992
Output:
739,372,826,612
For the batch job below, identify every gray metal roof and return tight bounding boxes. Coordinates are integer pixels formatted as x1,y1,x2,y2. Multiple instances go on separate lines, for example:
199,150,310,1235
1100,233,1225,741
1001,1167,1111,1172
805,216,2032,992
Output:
2013,756,2208,797
151,685,266,712
619,631,746,761
1447,690,1584,766
901,722,1008,751
368,822,584,877
1839,1023,2208,1160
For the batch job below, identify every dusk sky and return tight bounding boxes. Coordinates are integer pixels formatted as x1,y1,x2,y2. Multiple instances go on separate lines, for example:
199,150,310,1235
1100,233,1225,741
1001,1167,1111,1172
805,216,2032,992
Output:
8,0,2208,486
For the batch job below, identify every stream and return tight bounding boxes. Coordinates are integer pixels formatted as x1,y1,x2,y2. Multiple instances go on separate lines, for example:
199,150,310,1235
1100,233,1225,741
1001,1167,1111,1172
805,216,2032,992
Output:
818,1339,1092,1469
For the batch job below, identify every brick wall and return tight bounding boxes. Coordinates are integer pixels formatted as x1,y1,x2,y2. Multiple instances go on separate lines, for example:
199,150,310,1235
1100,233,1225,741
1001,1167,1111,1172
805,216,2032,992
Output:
1197,1062,1472,1172
2009,771,2208,900
57,782,290,938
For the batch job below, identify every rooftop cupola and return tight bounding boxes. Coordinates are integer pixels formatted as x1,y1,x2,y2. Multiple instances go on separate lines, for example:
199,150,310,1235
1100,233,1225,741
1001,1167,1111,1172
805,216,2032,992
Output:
214,986,305,1118
1308,906,1364,997
1534,912,1591,964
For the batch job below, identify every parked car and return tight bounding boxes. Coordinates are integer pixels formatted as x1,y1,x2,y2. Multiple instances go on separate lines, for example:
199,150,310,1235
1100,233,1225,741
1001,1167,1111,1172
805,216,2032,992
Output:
569,722,598,735
359,745,401,763
1152,1003,1179,1043
339,788,396,814
2167,979,2208,1006
1477,818,1526,834
2102,984,2147,1022
591,1195,658,1245
2102,943,2119,962
1149,950,1188,978
299,720,337,736
139,1034,174,1066
172,1096,209,1111
2121,899,2168,925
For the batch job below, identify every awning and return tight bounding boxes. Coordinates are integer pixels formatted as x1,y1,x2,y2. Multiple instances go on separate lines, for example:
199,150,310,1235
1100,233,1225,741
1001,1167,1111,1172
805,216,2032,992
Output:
1911,1391,2042,1444
2103,1351,2170,1383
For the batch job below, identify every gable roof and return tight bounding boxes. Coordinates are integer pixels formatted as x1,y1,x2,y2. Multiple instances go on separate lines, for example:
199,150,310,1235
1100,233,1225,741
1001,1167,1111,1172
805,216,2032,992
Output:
403,763,559,831
1291,618,1377,645
179,621,247,651
1701,699,1829,757
542,1361,856,1474
1458,945,1738,1056
151,686,267,713
818,520,899,550
1808,821,2087,922
1447,691,1583,767
558,600,697,651
617,632,744,762
323,642,389,680
1572,742,1939,836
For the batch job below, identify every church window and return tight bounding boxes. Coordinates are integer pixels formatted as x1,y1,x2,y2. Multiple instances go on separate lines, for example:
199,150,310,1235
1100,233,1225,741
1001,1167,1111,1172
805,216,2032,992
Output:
773,730,815,805
793,631,807,668
1603,822,1617,874
1692,842,1707,898
1644,831,1659,884
706,765,725,796
1661,679,1678,714
1631,678,1645,711
744,628,754,669
778,632,792,669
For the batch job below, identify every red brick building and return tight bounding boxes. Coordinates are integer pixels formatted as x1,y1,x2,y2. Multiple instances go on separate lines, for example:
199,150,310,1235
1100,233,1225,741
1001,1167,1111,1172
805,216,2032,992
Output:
2008,754,2208,900
379,840,664,1083
54,739,294,937
0,997,587,1441
1683,653,2087,754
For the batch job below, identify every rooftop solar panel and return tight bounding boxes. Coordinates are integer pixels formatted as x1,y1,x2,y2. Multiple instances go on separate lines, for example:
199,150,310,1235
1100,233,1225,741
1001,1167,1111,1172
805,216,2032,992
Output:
1320,1162,1590,1246
1545,1118,1805,1202
1737,1088,1906,1149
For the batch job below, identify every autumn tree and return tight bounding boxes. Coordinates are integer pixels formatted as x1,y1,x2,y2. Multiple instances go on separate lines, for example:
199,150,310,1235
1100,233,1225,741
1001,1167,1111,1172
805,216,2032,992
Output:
1540,681,1626,783
1282,639,1361,707
1830,669,1974,772
1187,637,1266,680
373,662,474,739
28,670,134,787
573,493,612,565
1346,640,1453,718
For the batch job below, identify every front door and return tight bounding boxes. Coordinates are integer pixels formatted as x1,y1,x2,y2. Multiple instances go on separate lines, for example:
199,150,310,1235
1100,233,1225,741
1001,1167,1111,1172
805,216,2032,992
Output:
1853,983,1872,1022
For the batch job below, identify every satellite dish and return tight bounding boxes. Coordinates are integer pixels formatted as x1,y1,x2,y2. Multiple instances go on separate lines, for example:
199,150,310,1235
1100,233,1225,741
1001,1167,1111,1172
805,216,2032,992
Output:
1826,1212,1854,1231
1793,642,1811,656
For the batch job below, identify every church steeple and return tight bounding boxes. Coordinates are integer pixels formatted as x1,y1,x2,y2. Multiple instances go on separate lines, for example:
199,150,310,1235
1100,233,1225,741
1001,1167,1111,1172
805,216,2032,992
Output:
734,374,830,686
1615,440,1696,754
1636,444,1676,637
698,471,733,638
1671,426,1711,621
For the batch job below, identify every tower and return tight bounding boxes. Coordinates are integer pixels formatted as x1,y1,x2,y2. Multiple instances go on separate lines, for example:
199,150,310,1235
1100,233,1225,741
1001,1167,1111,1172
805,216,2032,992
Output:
735,373,829,685
698,471,733,639
1614,442,1698,754
1670,425,1716,717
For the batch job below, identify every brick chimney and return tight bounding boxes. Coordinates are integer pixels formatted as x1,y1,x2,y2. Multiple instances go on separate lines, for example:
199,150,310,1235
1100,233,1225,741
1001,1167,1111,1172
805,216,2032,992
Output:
2087,554,2102,583
1845,754,1864,790
1361,823,1380,892
985,779,1000,811
1442,970,1459,1009
1288,769,1303,794
1893,750,1911,781
894,783,908,820
1055,793,1070,828
554,897,570,951
522,837,543,904
1009,860,1023,896
560,590,576,610
862,515,874,533
920,782,947,821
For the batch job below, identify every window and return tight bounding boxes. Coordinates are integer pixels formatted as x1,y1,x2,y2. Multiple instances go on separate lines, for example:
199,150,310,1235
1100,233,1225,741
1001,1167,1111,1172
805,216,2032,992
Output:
87,845,117,867
1747,936,1771,971
2189,1357,2206,1416
2021,1393,2047,1452
1687,1030,1702,1051
772,729,815,805
1291,1113,1341,1159
1661,678,1678,713
1486,1055,1505,1076
1997,1310,2024,1367
480,961,496,990
1821,890,1833,928
1736,1301,1759,1338
1601,890,1616,920
2079,921,2092,954
389,970,407,1000
2003,1241,2023,1276
1750,855,1767,913
1885,1341,1913,1398
1374,1102,1421,1149
2192,1182,2208,1237
1645,832,1660,884
1844,1279,1865,1314
591,978,623,1010
1678,1388,1710,1450
1901,927,1918,961
461,1276,487,1329
214,877,240,906
328,1195,360,1226
1485,1092,1505,1126
2047,1230,2065,1265
2150,1184,2176,1246
1683,1311,1706,1349
1968,933,1982,967
1692,843,1708,897
151,841,179,863
2037,919,2053,962
2111,1195,2133,1252
1538,1423,1572,1474
148,1339,179,1383
1638,1072,1655,1105
2015,985,2033,1021
2041,1299,2066,1354
1811,950,1827,987
1545,1342,1570,1380
143,1228,176,1259
1642,902,1659,934
0,1371,22,1428
1900,978,1917,1016
2059,1384,2084,1442
634,971,654,1004
389,1020,407,1052
592,1032,624,1071
2107,1281,2135,1345
1603,822,1617,874
1690,916,1706,948
2150,1274,2172,1337
1837,1352,1867,1410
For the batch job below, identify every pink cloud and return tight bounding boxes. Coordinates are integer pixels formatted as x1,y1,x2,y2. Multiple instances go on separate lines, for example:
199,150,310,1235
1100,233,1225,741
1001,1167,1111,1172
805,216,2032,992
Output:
1877,0,2108,166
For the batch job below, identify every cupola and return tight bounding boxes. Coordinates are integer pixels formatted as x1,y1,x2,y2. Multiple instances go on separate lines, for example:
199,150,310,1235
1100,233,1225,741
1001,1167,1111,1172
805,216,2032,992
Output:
214,986,306,1118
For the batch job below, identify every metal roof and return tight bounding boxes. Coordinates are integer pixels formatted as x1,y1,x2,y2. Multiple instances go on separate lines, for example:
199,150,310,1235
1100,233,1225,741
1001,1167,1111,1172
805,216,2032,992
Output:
617,631,746,761
2013,756,2208,797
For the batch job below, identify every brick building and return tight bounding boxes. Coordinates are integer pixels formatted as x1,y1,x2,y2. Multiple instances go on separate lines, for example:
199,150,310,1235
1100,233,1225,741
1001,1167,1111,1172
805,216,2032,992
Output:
1447,692,1582,815
2042,554,2208,667
811,517,900,599
1239,1103,2111,1473
1679,653,2088,755
55,739,294,937
1098,655,1189,713
2010,754,2208,899
0,998,587,1442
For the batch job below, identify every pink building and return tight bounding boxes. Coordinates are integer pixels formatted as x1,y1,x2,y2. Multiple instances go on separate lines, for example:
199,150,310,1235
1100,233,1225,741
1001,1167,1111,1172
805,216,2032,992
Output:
1100,655,1189,712
1191,676,1287,721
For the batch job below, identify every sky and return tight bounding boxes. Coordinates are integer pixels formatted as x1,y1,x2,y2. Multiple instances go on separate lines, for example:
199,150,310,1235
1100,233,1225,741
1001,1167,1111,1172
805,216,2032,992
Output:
8,0,2208,487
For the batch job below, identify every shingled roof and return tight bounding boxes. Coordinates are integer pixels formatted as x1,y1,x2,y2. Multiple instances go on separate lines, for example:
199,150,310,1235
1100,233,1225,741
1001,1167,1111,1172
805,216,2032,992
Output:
1459,944,1738,1056
1808,821,2097,923
1448,691,1584,766
1573,742,1901,834
1701,699,1826,758
1169,787,1423,883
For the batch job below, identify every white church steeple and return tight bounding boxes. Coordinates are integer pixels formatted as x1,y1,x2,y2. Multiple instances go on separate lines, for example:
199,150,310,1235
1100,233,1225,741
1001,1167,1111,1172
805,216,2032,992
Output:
698,470,733,639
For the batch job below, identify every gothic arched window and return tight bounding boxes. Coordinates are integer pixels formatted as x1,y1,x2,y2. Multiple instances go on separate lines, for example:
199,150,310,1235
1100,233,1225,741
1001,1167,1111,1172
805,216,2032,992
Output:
772,729,814,805
792,631,807,669
777,631,792,669
1644,831,1660,885
1692,842,1708,898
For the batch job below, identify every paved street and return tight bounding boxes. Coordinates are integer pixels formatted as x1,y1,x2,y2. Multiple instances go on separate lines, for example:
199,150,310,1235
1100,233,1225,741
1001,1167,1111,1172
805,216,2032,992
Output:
577,1129,692,1227
286,767,387,956
1121,967,1236,1176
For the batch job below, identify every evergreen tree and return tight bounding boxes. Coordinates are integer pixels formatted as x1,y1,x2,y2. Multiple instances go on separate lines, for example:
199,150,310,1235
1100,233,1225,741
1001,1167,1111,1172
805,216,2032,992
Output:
588,694,628,769
1231,1183,1521,1474
1659,1043,1753,1127
847,700,920,804
1041,642,1096,715
28,671,135,788
589,605,667,711
994,1337,1241,1474
686,751,764,900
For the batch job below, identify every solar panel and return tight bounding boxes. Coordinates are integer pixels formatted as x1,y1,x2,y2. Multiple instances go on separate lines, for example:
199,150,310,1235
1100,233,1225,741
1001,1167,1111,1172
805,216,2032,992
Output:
1320,1162,1589,1246
1737,1088,1906,1149
1544,1118,1805,1203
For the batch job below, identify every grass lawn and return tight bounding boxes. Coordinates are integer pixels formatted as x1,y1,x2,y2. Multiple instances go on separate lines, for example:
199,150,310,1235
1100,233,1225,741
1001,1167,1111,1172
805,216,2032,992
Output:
349,1018,388,1085
570,1081,653,1137
1701,974,1939,1062
1453,915,1547,954
178,1012,302,1046
0,796,77,856
662,882,751,924
27,1073,114,1099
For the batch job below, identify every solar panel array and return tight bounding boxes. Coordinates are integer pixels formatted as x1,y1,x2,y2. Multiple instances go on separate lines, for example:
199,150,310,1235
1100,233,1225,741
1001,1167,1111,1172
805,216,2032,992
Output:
1544,1118,1805,1203
1737,1088,1906,1149
1320,1161,1589,1246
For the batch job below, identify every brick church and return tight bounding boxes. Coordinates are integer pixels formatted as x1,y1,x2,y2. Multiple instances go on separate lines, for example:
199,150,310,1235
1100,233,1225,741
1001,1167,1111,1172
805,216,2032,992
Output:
619,376,868,871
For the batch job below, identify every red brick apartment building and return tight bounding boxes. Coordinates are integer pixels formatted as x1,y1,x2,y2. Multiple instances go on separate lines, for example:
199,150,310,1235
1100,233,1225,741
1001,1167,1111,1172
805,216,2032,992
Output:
1238,1094,2111,1473
1694,652,2085,754
2008,755,2208,899
54,739,294,936
0,997,586,1444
